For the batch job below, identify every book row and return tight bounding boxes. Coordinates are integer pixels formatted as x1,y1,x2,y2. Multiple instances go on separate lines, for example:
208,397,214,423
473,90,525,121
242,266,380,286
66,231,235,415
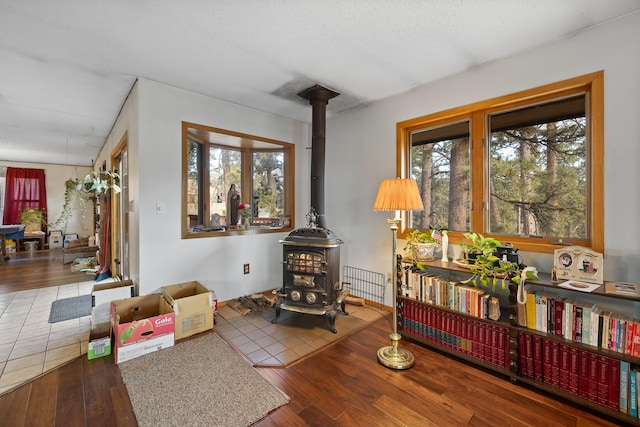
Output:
522,289,640,356
401,299,509,369
402,268,492,320
518,330,640,417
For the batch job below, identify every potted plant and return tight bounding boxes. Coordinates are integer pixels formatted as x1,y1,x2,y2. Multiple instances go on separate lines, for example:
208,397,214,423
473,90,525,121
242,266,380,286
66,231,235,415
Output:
459,232,539,290
81,171,121,195
404,229,440,262
19,208,47,232
48,179,91,231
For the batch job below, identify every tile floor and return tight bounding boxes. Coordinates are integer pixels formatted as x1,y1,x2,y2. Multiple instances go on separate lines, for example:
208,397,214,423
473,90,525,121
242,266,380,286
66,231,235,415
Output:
215,304,386,367
0,281,93,395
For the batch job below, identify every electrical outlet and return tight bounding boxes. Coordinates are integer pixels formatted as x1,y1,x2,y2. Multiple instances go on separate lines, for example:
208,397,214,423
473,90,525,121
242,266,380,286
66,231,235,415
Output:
243,264,250,274
387,272,392,283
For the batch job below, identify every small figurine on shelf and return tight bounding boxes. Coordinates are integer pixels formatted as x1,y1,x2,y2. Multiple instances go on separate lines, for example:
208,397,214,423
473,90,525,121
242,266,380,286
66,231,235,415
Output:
440,229,449,263
226,183,240,227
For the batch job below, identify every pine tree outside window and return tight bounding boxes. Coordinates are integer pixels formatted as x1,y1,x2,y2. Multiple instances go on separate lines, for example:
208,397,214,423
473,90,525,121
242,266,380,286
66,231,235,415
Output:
398,71,603,253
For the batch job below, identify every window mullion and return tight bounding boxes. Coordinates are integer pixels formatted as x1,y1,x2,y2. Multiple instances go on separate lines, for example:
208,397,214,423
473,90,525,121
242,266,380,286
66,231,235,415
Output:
470,111,485,234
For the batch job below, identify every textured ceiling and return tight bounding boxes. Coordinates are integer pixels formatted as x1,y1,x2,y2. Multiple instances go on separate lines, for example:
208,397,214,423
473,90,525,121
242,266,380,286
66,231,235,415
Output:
1,1,639,166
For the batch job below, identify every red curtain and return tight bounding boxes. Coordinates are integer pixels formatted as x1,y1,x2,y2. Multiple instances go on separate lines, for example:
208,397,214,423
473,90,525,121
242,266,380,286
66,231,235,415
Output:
2,167,48,228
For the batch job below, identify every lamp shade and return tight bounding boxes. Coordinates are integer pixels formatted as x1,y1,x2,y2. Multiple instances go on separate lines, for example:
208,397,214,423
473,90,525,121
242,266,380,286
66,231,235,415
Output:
373,178,424,212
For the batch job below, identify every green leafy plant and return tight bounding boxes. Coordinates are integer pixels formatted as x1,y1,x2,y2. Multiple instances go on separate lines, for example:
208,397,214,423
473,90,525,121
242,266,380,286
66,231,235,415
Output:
19,208,47,230
403,229,440,262
82,171,121,195
460,232,539,290
48,178,91,231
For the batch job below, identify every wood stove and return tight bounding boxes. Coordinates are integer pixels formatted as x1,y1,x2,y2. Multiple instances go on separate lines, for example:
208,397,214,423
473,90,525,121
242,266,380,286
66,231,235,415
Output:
273,219,348,333
272,84,348,333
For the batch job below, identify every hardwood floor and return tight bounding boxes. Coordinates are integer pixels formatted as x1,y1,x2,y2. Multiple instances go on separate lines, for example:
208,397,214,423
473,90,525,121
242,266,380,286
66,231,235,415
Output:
0,250,89,293
0,253,629,426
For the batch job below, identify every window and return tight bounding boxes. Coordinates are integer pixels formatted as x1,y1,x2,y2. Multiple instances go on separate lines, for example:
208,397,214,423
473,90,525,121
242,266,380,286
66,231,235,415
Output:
182,122,294,238
398,72,603,253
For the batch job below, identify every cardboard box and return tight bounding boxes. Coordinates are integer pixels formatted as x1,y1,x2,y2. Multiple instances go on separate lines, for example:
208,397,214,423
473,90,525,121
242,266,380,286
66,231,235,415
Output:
88,322,111,360
91,280,136,325
110,294,175,364
161,281,214,340
63,233,78,248
49,230,63,249
49,236,63,249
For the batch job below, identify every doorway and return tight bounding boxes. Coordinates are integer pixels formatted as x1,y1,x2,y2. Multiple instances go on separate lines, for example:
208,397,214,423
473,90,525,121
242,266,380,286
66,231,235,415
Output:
111,133,129,279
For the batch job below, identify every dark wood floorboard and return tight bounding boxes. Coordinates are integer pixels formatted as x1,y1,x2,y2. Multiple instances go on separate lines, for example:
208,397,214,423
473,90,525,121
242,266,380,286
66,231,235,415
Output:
0,249,90,292
0,253,632,426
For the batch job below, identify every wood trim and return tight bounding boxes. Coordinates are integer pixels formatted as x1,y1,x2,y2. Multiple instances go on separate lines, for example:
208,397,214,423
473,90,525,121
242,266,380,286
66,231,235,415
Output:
181,121,295,238
396,71,604,253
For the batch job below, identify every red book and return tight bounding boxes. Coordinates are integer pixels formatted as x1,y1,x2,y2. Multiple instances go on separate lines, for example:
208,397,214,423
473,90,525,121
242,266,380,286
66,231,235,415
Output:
418,304,424,339
455,313,462,352
450,313,457,350
597,355,610,406
436,309,443,344
471,320,479,358
461,318,469,354
625,320,634,355
588,352,599,403
578,349,589,399
497,326,506,368
542,338,553,385
518,331,527,375
442,310,449,345
569,347,579,395
482,323,491,362
550,341,560,388
631,321,640,356
559,343,570,391
524,332,534,377
609,357,620,411
533,335,543,381
490,325,498,366
419,303,426,338
554,299,564,336
424,306,431,341
429,307,435,342
478,322,486,361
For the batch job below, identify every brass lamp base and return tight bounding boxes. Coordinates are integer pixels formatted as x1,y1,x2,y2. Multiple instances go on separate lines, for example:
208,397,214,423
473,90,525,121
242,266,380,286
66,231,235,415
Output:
377,333,415,369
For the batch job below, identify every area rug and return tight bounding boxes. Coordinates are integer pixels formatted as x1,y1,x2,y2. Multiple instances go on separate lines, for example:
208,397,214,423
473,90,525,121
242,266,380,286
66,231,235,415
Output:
48,294,92,323
119,333,289,427
217,304,386,367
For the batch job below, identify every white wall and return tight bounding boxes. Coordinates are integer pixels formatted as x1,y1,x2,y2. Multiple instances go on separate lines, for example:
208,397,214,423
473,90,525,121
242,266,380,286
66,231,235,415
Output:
101,11,640,304
95,82,140,285
326,11,640,308
0,161,92,237
132,79,309,298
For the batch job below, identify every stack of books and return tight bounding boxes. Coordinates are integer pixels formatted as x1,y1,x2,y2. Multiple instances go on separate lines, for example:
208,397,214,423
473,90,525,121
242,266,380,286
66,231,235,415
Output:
401,299,509,369
518,330,640,417
403,268,491,320
523,289,640,355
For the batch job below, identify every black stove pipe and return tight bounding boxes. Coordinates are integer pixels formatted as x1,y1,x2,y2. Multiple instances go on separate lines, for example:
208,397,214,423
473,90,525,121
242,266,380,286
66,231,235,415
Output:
298,85,340,229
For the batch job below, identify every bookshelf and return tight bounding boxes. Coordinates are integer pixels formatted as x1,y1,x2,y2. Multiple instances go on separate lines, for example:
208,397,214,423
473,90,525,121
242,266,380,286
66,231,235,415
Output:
397,257,640,425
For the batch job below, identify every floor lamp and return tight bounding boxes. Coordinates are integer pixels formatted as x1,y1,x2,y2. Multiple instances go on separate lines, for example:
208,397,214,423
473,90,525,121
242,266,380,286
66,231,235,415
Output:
373,178,424,369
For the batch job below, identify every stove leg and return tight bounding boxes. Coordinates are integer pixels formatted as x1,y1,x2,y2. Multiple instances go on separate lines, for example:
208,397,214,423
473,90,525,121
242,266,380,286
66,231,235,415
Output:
340,300,349,316
272,304,282,324
326,310,337,334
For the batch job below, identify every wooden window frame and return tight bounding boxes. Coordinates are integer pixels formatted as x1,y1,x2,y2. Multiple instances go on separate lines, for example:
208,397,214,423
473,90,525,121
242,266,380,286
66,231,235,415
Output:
181,121,295,238
397,71,604,254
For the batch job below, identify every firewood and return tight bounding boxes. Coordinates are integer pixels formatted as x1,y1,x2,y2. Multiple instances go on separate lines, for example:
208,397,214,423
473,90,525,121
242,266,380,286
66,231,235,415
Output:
345,295,365,306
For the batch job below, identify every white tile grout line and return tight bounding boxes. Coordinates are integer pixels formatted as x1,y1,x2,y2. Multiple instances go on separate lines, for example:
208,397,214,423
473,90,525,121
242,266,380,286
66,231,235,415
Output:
0,281,94,393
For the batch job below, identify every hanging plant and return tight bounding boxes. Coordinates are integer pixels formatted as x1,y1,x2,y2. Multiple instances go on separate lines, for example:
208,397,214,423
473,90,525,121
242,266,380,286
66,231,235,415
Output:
48,179,91,231
48,171,120,232
81,171,121,195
